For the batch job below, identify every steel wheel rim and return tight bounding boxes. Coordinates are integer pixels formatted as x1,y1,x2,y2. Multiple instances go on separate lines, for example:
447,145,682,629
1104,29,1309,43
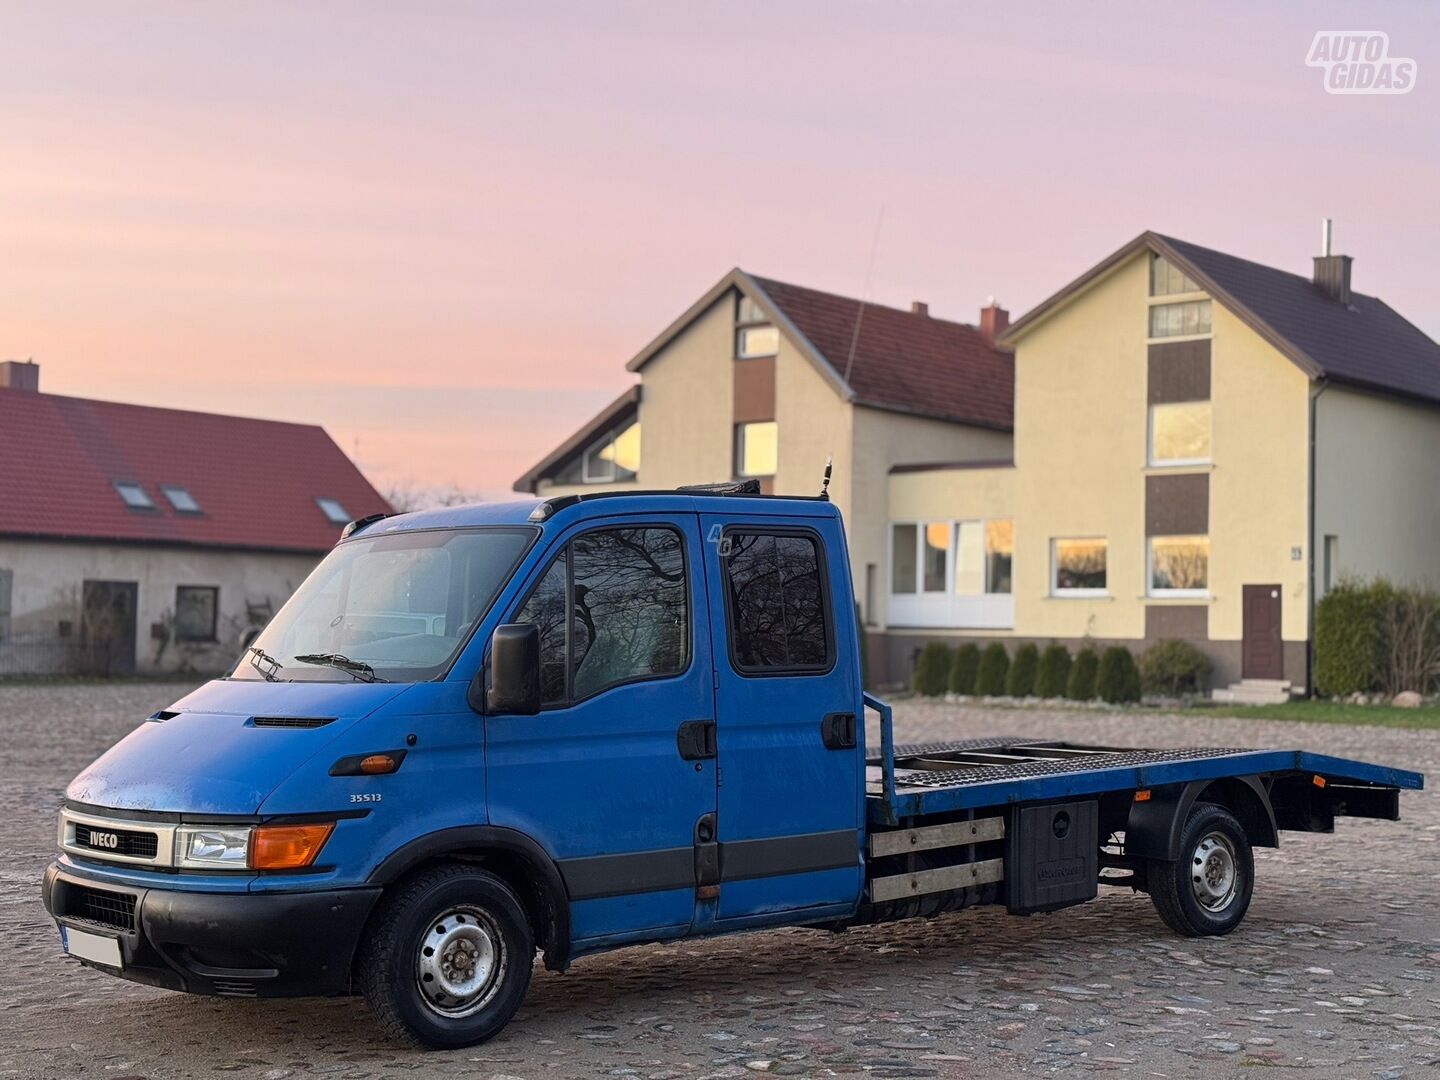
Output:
1190,831,1239,912
415,906,506,1018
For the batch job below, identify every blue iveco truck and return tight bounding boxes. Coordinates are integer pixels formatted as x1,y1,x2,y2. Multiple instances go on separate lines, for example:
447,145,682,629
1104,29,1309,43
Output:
43,485,1423,1048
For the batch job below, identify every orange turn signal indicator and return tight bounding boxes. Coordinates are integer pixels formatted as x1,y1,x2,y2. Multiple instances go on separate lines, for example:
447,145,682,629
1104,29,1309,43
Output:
251,822,335,870
1313,775,1327,789
328,749,407,777
1134,789,1152,802
360,753,400,775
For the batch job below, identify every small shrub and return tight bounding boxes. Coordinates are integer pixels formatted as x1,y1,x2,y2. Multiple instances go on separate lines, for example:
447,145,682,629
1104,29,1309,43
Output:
912,642,953,697
1006,643,1040,697
1035,644,1072,698
1066,647,1099,701
1315,580,1388,697
975,643,1010,696
1097,646,1141,704
1139,639,1212,695
948,643,981,695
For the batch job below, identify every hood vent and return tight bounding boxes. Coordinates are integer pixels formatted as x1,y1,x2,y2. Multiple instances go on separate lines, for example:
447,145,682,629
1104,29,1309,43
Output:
251,716,336,729
148,710,180,722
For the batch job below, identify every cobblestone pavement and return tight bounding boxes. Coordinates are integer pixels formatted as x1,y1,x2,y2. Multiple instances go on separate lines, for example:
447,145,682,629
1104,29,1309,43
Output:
1,683,1437,1080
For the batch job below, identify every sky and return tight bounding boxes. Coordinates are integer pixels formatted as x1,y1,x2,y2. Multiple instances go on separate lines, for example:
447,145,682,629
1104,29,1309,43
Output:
2,2,1437,501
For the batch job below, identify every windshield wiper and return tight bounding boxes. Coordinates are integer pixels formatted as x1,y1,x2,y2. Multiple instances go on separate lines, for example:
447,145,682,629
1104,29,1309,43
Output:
293,653,385,683
246,646,283,682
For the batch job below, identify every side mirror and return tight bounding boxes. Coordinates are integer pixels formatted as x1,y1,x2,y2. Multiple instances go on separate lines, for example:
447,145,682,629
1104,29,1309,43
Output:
480,623,541,716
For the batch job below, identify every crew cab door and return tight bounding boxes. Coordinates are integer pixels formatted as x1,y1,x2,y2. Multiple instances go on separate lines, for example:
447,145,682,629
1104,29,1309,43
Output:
484,514,717,945
699,513,864,924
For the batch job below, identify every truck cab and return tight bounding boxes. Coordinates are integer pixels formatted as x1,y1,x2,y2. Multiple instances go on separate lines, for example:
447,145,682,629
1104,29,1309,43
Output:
43,486,1422,1049
45,487,870,1046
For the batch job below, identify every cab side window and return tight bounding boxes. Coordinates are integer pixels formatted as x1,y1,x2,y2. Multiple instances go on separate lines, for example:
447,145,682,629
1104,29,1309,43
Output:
514,527,688,706
723,530,832,673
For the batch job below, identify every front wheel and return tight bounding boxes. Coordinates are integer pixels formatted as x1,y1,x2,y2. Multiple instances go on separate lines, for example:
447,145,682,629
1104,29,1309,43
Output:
357,864,534,1048
1146,803,1254,937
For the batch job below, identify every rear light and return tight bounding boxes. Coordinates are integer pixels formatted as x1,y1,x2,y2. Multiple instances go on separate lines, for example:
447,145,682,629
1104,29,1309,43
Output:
251,823,334,870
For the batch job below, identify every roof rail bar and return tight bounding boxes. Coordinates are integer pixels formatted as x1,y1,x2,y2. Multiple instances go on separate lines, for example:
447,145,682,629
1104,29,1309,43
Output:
676,479,761,495
341,512,393,540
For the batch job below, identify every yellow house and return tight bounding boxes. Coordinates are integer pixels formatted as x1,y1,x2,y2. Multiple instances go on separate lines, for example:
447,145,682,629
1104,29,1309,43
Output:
514,269,1016,629
886,231,1440,697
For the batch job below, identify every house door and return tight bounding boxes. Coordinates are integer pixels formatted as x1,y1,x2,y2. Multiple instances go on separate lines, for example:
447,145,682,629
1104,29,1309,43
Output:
81,580,139,676
1242,584,1283,680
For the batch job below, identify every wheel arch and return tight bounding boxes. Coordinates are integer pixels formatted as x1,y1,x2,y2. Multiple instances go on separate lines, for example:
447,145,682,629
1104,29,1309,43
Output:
1126,775,1278,861
368,826,571,971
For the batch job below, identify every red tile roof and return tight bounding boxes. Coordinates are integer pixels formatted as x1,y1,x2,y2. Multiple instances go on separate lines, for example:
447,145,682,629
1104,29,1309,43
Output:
751,276,1014,430
0,388,391,553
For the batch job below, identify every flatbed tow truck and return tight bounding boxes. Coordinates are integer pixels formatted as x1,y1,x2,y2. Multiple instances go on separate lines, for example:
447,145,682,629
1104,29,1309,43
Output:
43,485,1423,1048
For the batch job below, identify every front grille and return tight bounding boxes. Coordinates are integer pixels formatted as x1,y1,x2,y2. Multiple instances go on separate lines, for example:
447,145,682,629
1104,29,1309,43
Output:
74,823,159,859
252,716,335,729
68,885,136,931
212,979,258,997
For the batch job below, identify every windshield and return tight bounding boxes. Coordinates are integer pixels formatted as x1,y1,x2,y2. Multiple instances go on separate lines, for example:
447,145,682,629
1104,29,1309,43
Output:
233,527,535,683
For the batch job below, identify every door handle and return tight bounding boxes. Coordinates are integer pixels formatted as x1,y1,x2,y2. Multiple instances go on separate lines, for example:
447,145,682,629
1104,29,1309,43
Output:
821,713,857,750
677,720,717,761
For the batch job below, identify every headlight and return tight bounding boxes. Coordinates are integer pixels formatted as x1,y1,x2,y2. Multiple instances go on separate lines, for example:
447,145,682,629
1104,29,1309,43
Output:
171,822,334,870
175,826,251,869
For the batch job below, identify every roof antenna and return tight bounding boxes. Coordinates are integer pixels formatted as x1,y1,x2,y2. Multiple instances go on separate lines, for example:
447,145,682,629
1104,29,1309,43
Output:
819,455,833,501
842,205,885,387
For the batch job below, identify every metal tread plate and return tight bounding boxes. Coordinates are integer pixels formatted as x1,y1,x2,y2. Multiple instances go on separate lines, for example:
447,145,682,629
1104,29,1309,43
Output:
893,746,1255,789
866,736,1037,765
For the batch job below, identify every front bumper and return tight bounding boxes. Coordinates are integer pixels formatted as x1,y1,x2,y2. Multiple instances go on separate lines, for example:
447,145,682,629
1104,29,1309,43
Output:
42,862,381,997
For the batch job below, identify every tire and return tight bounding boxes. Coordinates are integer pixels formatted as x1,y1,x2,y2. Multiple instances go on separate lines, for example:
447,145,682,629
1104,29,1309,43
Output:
357,863,534,1049
1147,803,1254,937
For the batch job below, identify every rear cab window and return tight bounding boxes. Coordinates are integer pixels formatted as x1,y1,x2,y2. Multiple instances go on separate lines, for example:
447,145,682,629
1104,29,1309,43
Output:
720,529,834,675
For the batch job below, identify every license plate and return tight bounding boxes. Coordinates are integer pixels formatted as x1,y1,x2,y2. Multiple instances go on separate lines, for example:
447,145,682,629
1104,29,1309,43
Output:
60,925,123,968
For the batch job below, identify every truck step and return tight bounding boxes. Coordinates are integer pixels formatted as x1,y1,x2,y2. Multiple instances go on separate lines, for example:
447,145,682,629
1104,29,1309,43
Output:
869,857,1005,902
869,816,1006,857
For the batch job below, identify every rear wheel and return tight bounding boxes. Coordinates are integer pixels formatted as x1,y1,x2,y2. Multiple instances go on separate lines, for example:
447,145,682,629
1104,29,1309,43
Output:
358,864,534,1048
1147,803,1254,937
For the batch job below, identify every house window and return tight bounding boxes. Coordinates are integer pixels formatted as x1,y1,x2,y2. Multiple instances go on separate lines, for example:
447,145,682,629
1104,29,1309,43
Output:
161,485,201,513
1053,538,1107,595
922,523,948,592
1149,300,1212,338
737,325,780,359
174,585,219,643
582,419,641,483
1149,400,1212,465
1150,254,1202,297
316,497,351,525
986,519,1014,594
722,530,832,673
735,420,778,477
1324,534,1340,593
515,527,688,705
1149,536,1209,596
113,481,155,510
954,521,984,594
864,563,877,626
891,524,917,595
0,568,12,641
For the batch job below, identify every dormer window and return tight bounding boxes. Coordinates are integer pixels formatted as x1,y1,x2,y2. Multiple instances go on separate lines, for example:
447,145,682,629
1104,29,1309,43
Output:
736,294,779,358
582,419,641,483
316,497,351,525
113,481,155,510
161,485,201,513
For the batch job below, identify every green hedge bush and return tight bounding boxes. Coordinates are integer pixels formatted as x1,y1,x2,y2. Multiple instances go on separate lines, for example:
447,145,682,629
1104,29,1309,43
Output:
1006,643,1040,697
975,643,1010,696
948,643,981,695
1066,648,1099,701
1314,580,1389,697
912,642,953,697
1139,639,1212,695
1035,644,1073,698
1097,646,1141,703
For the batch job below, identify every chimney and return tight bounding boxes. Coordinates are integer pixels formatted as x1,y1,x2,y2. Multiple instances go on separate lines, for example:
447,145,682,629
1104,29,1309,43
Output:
0,360,39,392
979,297,1009,343
910,300,929,317
1312,218,1352,305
